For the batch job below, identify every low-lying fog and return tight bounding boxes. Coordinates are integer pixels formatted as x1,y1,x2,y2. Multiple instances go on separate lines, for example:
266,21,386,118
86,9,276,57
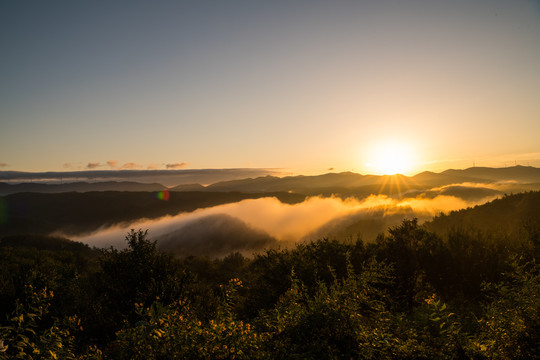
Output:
73,191,497,258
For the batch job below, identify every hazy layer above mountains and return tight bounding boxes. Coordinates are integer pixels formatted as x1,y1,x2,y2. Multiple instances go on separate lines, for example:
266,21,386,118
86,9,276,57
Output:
0,168,285,188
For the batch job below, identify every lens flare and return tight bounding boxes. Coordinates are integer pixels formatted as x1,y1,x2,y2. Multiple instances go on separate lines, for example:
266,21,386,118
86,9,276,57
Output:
157,189,170,201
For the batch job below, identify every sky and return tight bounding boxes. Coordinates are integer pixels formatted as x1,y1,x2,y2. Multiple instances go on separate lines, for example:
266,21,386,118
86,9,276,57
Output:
1,0,540,175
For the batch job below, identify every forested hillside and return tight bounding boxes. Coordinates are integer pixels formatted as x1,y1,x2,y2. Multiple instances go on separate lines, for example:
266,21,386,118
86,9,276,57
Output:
0,191,306,236
427,191,540,245
0,192,538,359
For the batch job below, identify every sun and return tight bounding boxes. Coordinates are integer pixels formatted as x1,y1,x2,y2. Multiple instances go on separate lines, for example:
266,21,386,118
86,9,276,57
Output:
365,141,415,175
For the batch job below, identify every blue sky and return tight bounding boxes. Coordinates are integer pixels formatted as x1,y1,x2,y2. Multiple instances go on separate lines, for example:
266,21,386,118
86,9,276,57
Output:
1,0,540,174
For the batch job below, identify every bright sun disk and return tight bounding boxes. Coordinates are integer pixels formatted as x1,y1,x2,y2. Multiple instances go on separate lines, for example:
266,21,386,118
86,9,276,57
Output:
366,141,415,175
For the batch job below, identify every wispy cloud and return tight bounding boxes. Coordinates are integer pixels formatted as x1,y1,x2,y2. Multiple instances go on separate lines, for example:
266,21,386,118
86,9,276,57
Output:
166,162,188,169
0,163,7,168
120,162,142,170
107,160,118,169
86,162,102,169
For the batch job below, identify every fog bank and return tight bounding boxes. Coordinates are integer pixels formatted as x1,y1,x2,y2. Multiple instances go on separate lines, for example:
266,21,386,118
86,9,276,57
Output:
73,193,494,256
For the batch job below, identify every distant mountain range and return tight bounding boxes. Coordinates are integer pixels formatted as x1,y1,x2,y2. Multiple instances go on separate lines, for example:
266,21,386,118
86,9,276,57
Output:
1,166,540,198
174,166,540,199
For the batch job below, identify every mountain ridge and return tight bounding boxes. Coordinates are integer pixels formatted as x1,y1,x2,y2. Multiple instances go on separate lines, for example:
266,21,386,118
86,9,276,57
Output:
187,166,540,195
2,166,539,197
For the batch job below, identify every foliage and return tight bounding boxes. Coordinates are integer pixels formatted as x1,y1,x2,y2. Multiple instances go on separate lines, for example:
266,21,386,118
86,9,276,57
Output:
0,284,101,360
472,258,540,359
260,259,399,359
2,191,540,359
243,238,362,319
0,235,98,331
115,279,267,360
85,229,187,344
410,294,469,359
371,218,446,309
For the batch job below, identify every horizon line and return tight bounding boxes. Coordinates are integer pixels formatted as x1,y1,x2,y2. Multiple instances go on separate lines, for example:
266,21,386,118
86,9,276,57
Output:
1,164,538,181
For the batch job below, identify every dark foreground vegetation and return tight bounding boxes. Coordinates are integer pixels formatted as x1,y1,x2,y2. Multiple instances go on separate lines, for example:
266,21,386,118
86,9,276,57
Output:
1,193,539,359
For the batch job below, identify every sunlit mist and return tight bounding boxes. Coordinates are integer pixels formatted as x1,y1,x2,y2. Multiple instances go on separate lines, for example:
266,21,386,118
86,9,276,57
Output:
72,193,494,252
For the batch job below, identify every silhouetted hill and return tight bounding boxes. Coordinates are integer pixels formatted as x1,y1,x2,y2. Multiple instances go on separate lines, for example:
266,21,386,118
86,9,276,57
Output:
169,183,207,191
411,171,489,187
442,165,540,182
425,191,540,236
410,185,502,202
157,214,278,258
205,172,384,192
304,207,421,243
0,181,166,196
0,234,95,254
194,166,540,198
0,191,306,237
203,172,415,194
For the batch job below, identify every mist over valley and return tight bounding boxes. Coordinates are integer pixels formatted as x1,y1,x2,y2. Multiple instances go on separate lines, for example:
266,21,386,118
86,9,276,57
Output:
3,166,539,258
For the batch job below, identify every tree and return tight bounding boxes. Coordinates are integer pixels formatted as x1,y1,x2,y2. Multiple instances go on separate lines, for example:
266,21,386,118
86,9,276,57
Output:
85,229,187,344
372,219,443,309
473,258,540,359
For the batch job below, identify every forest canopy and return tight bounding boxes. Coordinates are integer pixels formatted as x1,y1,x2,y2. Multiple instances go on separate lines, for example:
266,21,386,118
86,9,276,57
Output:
0,192,539,358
